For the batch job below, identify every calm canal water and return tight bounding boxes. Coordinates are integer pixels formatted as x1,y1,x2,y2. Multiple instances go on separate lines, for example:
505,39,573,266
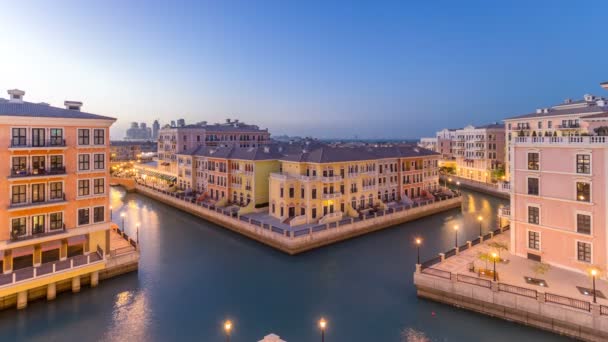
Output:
0,187,573,341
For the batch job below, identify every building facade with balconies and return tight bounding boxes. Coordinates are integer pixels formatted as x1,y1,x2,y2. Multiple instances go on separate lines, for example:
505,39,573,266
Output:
452,123,505,183
0,89,115,300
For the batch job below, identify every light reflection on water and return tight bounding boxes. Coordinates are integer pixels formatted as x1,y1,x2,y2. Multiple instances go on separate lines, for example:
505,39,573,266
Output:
0,187,574,342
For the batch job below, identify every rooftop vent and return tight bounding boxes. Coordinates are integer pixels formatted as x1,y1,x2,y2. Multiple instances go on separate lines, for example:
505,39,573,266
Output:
542,108,550,114
598,99,607,107
64,100,82,111
584,94,595,101
7,89,25,103
536,108,542,114
564,98,573,104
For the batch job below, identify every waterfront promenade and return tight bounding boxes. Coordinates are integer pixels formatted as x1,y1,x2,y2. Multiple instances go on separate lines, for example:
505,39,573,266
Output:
134,182,462,254
440,174,510,199
414,230,608,341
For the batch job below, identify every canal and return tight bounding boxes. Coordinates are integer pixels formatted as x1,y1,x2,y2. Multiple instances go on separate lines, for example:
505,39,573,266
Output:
0,187,573,341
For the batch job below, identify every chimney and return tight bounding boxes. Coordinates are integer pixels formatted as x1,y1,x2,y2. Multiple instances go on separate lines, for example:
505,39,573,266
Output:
7,89,25,103
226,118,231,124
64,100,83,111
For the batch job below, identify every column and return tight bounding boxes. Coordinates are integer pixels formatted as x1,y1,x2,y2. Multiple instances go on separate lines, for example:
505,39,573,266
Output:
72,276,81,293
3,250,12,273
90,271,99,287
84,234,90,254
33,244,42,267
17,291,27,309
47,282,56,301
60,238,68,261
105,229,111,256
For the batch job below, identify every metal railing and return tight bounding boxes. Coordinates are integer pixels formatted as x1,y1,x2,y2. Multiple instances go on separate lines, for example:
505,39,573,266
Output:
545,293,591,312
498,283,537,299
422,267,451,280
10,167,66,178
9,193,67,209
9,138,67,148
457,274,492,288
10,224,66,242
420,255,442,270
601,305,608,316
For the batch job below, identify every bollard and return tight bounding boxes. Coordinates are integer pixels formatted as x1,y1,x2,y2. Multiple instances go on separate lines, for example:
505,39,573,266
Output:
479,235,484,243
439,253,445,262
467,241,472,249
415,264,422,274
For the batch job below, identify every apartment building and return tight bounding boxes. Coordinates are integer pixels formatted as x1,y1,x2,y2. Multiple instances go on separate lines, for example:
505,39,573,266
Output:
452,123,505,183
110,141,157,162
268,146,440,226
157,119,271,174
0,89,115,300
503,93,608,179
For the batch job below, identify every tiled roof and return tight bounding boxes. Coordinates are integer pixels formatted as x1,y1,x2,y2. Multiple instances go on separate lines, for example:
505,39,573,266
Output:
0,100,115,120
505,105,608,120
474,123,504,129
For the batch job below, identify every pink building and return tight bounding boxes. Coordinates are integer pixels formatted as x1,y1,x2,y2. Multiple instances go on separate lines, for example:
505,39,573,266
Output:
507,85,608,274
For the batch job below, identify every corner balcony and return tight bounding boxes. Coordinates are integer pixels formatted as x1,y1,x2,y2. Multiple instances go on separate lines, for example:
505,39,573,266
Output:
9,139,67,150
9,193,67,211
322,192,342,200
8,167,67,179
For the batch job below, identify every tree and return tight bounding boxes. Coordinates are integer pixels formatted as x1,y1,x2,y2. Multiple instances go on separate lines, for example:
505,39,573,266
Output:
491,166,505,182
487,241,508,260
477,252,492,269
530,262,550,278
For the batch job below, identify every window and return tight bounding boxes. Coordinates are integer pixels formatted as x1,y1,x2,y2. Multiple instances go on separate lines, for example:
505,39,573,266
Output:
93,129,105,145
279,187,284,198
289,187,294,198
312,188,317,199
577,241,591,263
11,185,26,204
50,155,63,171
577,214,591,235
78,179,90,196
50,128,63,146
11,156,26,174
94,154,105,169
576,154,590,174
528,231,540,250
32,215,45,234
78,129,90,145
31,128,46,147
94,178,105,194
78,208,90,226
576,182,590,202
528,206,539,224
312,208,317,219
11,128,26,146
32,156,45,173
527,152,539,170
11,218,27,237
93,206,105,223
527,177,539,195
31,183,45,202
79,154,90,170
50,212,63,230
50,182,63,199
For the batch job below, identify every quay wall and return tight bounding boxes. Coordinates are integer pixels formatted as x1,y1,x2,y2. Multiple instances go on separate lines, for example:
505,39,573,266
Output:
414,272,608,342
135,184,462,255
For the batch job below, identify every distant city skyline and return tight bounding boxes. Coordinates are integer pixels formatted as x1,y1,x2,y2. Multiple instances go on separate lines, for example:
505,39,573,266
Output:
1,0,607,140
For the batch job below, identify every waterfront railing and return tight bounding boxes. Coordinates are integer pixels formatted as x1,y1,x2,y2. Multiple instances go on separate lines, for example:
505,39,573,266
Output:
545,292,591,312
498,283,537,299
457,274,492,288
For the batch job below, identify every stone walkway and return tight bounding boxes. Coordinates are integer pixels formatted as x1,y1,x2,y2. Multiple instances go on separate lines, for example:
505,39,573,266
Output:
431,231,608,304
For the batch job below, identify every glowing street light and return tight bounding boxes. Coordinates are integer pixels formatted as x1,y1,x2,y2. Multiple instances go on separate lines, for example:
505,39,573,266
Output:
319,317,327,342
224,320,232,342
477,215,483,237
415,238,422,264
591,269,598,303
136,222,140,244
120,212,126,231
453,225,459,249
492,252,498,282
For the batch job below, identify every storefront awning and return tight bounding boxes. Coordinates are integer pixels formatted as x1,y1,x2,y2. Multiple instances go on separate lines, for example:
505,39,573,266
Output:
67,235,86,246
41,240,62,252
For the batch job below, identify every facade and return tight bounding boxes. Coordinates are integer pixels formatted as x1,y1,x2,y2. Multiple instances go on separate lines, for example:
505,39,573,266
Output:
158,118,271,174
268,146,440,226
452,123,505,183
110,141,157,162
435,128,458,160
152,120,160,140
418,137,437,152
508,87,608,274
504,94,608,180
0,89,115,298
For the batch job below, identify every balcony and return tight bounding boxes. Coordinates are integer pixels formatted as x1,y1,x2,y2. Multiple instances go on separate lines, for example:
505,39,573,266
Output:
557,123,581,130
362,185,376,191
9,167,66,179
498,206,511,219
322,192,342,200
9,193,67,210
9,139,67,150
10,224,66,242
321,175,342,183
514,136,608,146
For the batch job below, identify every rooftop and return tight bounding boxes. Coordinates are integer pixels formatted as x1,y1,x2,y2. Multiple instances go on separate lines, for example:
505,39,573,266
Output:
0,98,115,121
505,95,608,121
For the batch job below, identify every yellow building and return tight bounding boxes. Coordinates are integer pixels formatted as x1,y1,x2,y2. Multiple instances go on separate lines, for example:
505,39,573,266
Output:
0,89,115,308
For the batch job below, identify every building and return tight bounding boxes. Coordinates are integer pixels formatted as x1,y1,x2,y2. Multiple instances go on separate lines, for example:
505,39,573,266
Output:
418,137,437,152
152,120,160,140
157,118,271,174
268,145,440,226
452,123,505,183
435,128,458,160
125,122,152,141
0,89,115,301
110,141,157,162
507,84,608,274
503,93,608,180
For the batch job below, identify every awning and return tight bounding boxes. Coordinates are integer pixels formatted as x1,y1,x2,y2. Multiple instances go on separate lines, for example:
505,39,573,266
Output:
12,246,33,258
67,235,87,246
41,240,62,252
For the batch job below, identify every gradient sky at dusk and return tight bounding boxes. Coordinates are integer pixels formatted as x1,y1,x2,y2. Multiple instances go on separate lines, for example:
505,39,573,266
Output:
1,0,607,140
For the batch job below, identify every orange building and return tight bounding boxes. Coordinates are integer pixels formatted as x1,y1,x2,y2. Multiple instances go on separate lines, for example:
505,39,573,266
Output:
0,89,115,306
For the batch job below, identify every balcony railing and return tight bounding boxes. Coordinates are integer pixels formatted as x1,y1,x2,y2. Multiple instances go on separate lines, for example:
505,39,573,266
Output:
322,192,342,200
515,136,608,145
10,224,66,242
9,167,66,178
9,193,66,209
557,123,581,129
9,139,66,149
321,175,342,183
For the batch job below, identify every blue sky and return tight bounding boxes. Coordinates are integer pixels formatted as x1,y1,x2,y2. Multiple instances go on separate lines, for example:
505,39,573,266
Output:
1,0,607,139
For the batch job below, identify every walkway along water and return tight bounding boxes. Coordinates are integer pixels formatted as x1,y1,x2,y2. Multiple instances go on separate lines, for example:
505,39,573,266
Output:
134,183,463,254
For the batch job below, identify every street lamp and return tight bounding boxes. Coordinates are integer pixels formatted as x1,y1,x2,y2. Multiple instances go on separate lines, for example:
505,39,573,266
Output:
319,317,327,342
453,225,459,249
415,238,422,264
224,320,232,342
456,181,461,194
136,222,140,244
492,252,498,281
120,212,126,231
109,205,113,220
591,269,598,304
477,215,483,237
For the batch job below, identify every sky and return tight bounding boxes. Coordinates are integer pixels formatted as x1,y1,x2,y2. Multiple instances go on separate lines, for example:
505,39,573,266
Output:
0,0,607,140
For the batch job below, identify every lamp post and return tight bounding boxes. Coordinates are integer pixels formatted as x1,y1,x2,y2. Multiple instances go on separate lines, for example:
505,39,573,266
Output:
224,320,232,342
109,205,113,220
591,269,598,304
477,215,483,237
492,252,498,281
319,318,327,342
415,238,422,264
120,213,126,232
136,222,140,244
454,225,459,249
456,181,461,194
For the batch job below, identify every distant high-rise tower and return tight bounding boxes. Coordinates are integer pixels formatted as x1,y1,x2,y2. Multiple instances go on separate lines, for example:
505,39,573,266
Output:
177,118,185,127
152,120,160,139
